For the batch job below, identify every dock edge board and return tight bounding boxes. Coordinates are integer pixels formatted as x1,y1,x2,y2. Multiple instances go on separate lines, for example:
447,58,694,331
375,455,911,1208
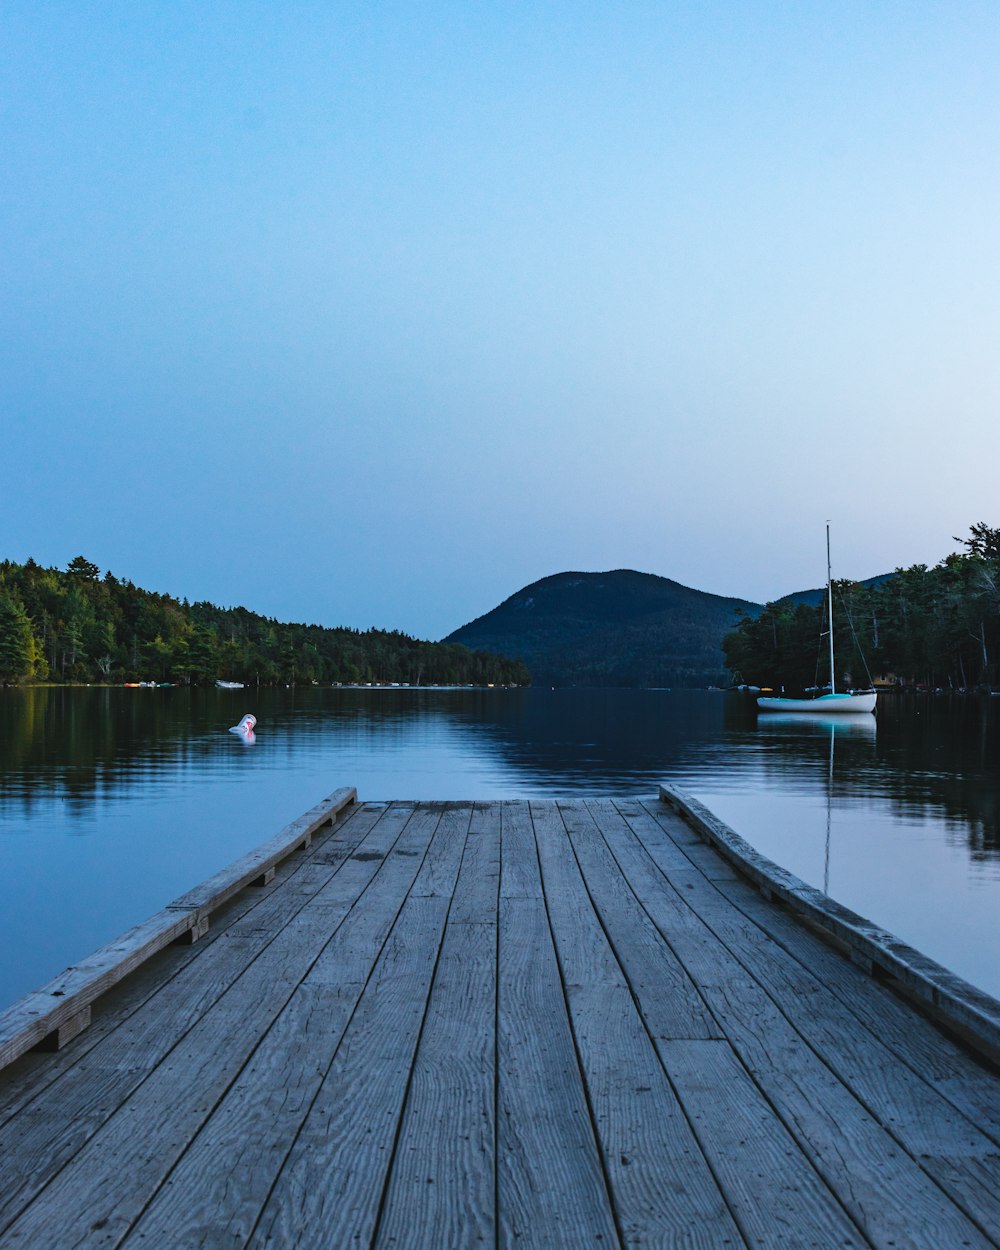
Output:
659,784,1000,1067
0,786,357,1073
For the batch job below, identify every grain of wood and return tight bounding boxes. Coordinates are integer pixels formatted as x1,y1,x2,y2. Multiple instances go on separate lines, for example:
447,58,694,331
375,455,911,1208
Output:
166,787,356,912
704,851,1000,1147
578,809,876,1245
120,804,455,1250
632,801,1000,1241
0,790,357,1078
0,803,434,1247
660,1038,867,1250
447,801,501,924
499,800,542,898
0,801,381,1235
373,806,497,1249
375,872,496,1250
497,892,620,1250
535,801,745,1250
0,793,361,1105
247,811,470,1249
0,806,368,1129
612,802,997,1250
569,800,721,1041
657,788,1000,1057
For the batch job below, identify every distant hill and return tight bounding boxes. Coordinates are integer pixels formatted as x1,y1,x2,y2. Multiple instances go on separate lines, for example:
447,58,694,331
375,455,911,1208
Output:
776,573,894,608
444,570,761,688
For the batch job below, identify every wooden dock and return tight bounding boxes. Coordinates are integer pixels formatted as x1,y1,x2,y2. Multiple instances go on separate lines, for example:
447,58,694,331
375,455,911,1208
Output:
1,793,1000,1249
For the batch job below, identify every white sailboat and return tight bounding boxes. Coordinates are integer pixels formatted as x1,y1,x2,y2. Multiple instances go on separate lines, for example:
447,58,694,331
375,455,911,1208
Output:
758,526,877,715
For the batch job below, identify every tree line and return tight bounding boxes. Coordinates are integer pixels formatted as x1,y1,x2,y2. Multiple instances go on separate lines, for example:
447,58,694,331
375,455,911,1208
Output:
723,524,1000,692
0,556,530,687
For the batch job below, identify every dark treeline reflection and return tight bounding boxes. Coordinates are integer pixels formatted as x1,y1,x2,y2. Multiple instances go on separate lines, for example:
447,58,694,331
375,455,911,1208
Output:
721,695,1000,861
0,686,238,817
2,687,999,860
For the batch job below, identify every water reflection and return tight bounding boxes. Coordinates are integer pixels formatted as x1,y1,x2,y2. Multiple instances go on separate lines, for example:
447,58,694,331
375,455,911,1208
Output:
1,688,999,859
747,714,876,893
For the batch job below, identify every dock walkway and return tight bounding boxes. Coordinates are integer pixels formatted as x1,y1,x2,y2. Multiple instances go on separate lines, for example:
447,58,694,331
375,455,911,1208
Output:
1,796,1000,1248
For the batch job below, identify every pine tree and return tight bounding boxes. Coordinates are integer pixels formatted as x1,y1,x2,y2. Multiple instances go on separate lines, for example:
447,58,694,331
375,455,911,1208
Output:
66,555,100,580
0,592,35,683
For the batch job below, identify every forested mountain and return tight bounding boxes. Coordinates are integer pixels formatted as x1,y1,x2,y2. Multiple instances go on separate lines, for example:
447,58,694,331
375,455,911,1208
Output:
724,525,1000,692
445,570,759,687
0,557,529,687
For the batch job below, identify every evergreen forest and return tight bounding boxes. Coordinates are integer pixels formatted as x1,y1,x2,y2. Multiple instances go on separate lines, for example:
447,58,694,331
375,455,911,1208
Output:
723,525,1000,692
0,557,530,688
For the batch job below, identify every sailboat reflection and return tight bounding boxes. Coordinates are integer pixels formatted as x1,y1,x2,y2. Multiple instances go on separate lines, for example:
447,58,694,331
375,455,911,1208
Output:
754,710,876,894
756,711,877,738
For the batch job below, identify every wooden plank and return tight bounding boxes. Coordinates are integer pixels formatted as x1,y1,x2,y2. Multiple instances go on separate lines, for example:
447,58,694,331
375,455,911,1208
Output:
409,804,475,898
612,801,997,1250
570,800,721,1041
374,924,495,1249
0,802,385,1236
117,804,455,1250
166,786,357,912
631,804,1000,1240
494,801,618,1248
246,813,470,1249
644,794,1000,1149
0,907,199,1073
661,1039,868,1250
0,804,370,1130
709,866,1000,1146
375,809,499,1248
31,1006,91,1053
641,791,1000,1146
0,787,356,1074
497,893,619,1249
449,801,501,924
499,800,541,898
659,786,1000,1063
0,802,429,1244
534,801,745,1249
4,795,1000,1250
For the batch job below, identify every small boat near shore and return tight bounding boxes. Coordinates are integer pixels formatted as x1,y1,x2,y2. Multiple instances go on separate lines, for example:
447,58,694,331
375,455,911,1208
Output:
757,690,877,713
216,680,245,689
758,525,877,716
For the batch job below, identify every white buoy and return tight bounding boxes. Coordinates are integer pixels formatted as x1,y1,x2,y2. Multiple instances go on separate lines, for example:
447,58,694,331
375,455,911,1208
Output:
229,713,257,740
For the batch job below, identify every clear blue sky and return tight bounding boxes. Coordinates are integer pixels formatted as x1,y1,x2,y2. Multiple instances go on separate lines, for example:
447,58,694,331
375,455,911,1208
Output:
4,2,999,638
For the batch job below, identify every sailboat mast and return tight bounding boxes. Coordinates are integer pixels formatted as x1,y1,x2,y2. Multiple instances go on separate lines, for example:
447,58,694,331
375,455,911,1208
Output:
827,522,836,695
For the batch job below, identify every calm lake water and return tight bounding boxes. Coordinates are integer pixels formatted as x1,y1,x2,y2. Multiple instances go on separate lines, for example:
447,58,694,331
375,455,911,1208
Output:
1,686,998,1009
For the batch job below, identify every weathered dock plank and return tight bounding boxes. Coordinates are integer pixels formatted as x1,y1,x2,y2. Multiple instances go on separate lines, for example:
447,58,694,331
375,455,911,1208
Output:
374,804,500,1249
616,798,999,1250
0,786,357,1072
652,802,1000,1143
246,807,471,1248
1,792,999,1250
0,798,378,1233
497,801,618,1249
535,801,745,1249
634,797,1000,1242
568,799,721,1042
575,801,869,1249
115,804,448,1249
659,784,1000,1060
0,801,421,1245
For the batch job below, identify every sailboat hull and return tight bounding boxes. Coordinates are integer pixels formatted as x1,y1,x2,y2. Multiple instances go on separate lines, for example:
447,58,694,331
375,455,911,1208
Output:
757,692,877,714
